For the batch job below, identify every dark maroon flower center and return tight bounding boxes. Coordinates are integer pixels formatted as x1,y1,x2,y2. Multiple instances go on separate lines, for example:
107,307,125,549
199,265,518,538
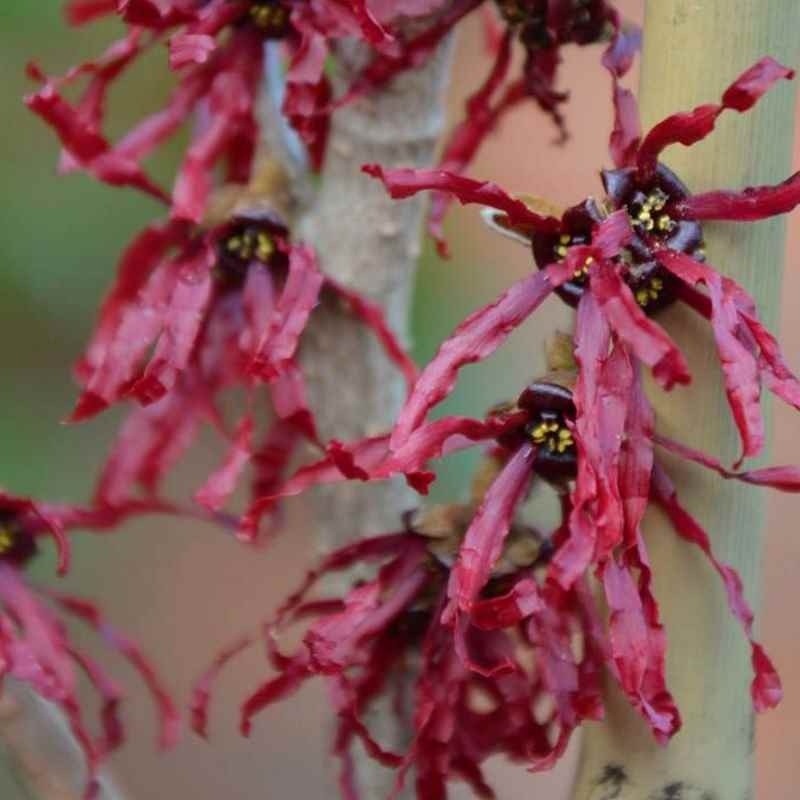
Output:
563,0,609,45
497,0,553,49
601,163,705,311
0,513,38,567
532,164,708,313
247,0,292,38
527,409,574,454
496,0,607,49
215,211,289,285
389,607,432,643
531,198,603,307
628,186,674,236
621,257,671,309
526,407,576,481
224,227,277,263
517,381,578,482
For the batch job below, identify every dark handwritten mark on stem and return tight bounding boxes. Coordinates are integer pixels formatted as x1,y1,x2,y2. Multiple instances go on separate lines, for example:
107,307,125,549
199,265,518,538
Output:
594,763,628,800
648,782,717,800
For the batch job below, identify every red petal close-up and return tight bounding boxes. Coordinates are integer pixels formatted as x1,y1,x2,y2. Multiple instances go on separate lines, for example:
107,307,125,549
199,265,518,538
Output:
657,249,766,465
650,464,783,711
636,57,794,177
589,259,690,390
444,443,536,618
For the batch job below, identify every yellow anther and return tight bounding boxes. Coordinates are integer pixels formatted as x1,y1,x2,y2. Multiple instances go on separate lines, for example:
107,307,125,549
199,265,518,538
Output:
572,257,592,280
651,278,664,290
649,189,668,211
643,218,655,231
256,232,274,261
657,214,673,232
558,428,572,440
555,245,568,258
636,289,649,306
531,424,547,441
250,3,288,30
559,234,571,245
0,529,13,555
227,236,242,252
637,209,651,221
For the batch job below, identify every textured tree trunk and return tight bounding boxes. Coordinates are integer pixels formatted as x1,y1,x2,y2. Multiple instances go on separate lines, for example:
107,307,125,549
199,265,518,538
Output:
295,29,457,800
571,2,800,799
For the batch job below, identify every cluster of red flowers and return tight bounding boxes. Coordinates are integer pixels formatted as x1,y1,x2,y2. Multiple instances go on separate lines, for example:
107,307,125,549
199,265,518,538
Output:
193,498,606,797
13,0,800,798
72,163,415,524
215,55,800,791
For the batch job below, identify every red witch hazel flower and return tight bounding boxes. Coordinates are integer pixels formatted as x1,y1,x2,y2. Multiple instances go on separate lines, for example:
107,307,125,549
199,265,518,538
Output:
72,160,416,531
252,331,798,742
364,56,800,467
27,0,454,219
343,1,635,254
351,58,800,730
192,472,609,798
0,491,178,799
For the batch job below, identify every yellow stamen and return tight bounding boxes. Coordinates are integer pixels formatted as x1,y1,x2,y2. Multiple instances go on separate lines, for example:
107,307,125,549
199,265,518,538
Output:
650,189,668,211
657,214,673,232
250,4,288,30
531,424,548,442
255,232,274,261
0,529,13,555
530,416,575,456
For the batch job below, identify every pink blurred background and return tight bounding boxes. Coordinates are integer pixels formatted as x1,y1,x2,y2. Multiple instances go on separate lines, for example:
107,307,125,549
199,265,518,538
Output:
0,1,798,797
